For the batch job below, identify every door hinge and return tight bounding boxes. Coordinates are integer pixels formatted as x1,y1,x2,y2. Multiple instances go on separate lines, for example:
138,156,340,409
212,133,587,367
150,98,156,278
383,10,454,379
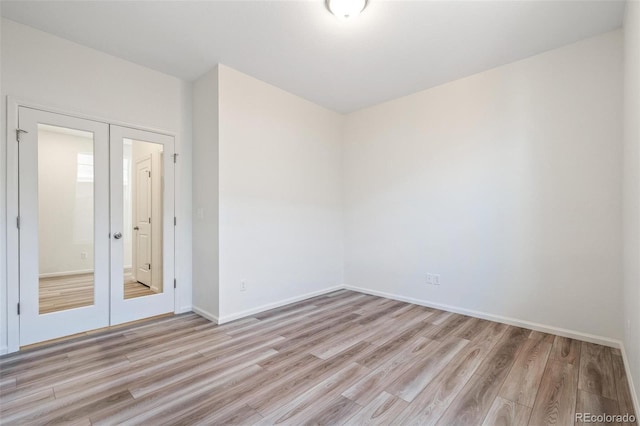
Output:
16,216,20,229
148,217,151,224
148,264,151,270
174,217,177,226
148,171,151,178
16,128,28,142
173,153,178,163
17,303,20,315
174,278,177,289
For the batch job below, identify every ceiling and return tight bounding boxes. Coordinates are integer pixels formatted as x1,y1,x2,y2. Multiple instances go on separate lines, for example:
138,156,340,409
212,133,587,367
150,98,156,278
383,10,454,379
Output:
1,1,626,113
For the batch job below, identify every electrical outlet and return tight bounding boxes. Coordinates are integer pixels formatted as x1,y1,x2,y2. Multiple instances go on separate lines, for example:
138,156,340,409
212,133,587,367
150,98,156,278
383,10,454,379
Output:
240,281,247,292
434,274,441,285
426,274,433,285
80,252,87,260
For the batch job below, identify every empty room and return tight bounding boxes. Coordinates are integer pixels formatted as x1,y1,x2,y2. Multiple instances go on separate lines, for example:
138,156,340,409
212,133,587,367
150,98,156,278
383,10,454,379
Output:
0,0,639,425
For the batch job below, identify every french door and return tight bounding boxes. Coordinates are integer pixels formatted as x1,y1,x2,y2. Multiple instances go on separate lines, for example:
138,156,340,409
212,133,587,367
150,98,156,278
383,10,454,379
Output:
109,126,175,325
18,108,110,345
18,106,175,346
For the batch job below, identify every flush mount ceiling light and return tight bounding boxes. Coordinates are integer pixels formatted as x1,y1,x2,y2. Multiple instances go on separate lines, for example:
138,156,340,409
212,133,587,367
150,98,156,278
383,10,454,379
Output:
326,0,368,19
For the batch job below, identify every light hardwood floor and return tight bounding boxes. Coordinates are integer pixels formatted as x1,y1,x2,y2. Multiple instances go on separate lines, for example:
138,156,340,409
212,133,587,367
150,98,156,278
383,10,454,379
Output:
39,273,157,314
1,290,636,425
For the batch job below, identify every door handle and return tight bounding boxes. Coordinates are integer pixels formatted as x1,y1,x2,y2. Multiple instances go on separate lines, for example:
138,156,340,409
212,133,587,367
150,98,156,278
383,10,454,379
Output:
113,232,123,240
133,226,139,231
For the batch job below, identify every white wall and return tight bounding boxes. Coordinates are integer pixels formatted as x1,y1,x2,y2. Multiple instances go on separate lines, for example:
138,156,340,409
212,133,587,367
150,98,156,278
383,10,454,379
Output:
192,66,220,319
1,17,631,376
623,0,640,407
1,18,193,352
344,31,623,341
217,65,344,320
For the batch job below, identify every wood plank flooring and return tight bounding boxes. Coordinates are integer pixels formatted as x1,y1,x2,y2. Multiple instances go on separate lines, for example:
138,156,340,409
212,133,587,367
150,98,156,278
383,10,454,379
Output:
39,273,157,314
1,290,636,425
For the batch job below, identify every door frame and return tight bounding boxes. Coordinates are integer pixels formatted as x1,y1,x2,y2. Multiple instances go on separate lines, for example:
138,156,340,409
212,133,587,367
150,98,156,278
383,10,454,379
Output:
6,96,180,353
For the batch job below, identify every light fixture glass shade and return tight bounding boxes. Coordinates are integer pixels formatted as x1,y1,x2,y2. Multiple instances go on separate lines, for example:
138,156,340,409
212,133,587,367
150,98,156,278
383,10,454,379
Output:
326,0,367,19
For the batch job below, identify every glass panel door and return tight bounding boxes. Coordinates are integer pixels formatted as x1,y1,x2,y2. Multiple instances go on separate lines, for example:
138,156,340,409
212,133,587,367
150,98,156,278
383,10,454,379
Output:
18,108,176,346
18,107,110,346
110,126,175,325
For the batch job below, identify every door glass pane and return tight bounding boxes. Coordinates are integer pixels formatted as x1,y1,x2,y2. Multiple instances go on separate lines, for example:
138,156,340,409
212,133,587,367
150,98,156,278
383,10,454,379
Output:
123,138,164,298
38,124,95,314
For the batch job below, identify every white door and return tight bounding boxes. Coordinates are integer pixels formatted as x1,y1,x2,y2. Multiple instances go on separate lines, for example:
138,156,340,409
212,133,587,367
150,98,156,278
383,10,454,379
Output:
110,125,175,325
18,107,110,346
17,107,176,347
134,156,152,286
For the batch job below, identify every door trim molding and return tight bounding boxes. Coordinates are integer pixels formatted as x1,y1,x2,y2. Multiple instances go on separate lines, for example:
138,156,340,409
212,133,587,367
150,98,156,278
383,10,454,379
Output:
7,97,20,353
5,96,179,354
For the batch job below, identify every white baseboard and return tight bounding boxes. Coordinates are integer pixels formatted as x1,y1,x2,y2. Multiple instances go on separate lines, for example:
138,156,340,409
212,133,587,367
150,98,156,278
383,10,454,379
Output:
620,343,640,417
40,267,132,279
217,285,344,324
344,285,621,349
192,306,219,324
39,269,94,278
175,305,193,315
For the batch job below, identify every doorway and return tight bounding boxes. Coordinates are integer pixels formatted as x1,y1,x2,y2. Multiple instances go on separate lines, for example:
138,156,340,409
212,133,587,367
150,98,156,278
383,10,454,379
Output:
17,106,176,346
